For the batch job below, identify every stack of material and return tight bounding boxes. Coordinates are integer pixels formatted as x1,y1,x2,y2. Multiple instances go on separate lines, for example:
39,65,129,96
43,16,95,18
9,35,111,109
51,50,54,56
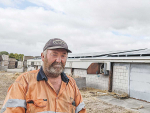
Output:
17,61,23,69
0,55,9,71
8,58,16,69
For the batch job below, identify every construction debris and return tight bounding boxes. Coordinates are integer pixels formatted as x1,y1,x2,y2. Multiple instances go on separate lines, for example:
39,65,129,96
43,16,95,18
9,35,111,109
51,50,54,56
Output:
131,105,144,110
108,92,129,99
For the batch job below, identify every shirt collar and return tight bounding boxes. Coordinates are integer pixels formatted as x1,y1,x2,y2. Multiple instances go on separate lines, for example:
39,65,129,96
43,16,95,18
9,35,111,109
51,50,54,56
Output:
61,72,69,84
37,67,69,84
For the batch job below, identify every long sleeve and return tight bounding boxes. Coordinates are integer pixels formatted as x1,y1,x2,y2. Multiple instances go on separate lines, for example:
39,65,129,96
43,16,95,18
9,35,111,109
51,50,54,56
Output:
74,83,86,113
1,74,28,113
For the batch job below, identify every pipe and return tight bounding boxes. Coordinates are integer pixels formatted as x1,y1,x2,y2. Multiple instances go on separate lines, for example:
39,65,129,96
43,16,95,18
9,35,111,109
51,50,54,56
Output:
108,62,113,92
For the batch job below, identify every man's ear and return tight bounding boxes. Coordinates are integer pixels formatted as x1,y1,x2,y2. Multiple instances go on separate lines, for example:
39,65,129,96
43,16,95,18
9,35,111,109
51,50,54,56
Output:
41,52,45,62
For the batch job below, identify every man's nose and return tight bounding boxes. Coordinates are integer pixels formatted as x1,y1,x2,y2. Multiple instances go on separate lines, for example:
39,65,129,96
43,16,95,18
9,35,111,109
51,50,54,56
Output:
56,56,61,63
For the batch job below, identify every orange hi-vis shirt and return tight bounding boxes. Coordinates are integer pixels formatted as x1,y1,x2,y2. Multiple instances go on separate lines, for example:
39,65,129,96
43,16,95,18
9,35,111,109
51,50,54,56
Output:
1,67,86,113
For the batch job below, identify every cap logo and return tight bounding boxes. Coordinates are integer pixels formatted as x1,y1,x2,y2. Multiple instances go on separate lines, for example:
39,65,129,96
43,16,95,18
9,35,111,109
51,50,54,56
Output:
53,40,66,45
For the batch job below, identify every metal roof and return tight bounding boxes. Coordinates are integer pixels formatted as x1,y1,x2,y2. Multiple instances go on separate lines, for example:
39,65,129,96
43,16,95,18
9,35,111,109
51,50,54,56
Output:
68,48,150,58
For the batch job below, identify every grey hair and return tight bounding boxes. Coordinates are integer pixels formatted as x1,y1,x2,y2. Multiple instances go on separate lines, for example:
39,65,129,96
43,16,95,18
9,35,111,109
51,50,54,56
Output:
43,49,47,58
42,49,47,67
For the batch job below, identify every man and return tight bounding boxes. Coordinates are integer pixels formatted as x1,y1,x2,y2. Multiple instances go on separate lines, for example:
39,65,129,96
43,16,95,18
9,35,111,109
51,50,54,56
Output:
1,38,86,113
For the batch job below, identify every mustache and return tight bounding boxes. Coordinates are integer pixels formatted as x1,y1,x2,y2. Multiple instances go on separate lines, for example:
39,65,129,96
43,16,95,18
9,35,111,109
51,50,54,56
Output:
51,62,63,67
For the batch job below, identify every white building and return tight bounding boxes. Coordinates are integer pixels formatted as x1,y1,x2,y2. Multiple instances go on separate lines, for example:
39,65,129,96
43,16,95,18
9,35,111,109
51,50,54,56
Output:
27,59,42,71
27,48,150,102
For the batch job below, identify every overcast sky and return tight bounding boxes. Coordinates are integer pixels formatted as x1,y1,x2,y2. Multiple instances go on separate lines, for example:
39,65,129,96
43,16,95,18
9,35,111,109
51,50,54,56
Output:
0,0,150,56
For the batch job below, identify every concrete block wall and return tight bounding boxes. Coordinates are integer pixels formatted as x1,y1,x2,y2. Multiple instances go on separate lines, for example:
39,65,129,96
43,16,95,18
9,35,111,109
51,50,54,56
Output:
64,68,71,75
73,69,87,77
113,63,130,94
65,68,109,90
74,77,86,89
86,74,109,90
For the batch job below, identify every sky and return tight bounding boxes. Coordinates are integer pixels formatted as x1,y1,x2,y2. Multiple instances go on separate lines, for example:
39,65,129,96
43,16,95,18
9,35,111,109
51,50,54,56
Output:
0,0,150,56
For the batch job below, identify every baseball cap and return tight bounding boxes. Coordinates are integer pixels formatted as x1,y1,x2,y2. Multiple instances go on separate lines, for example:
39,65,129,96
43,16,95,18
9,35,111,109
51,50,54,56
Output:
43,38,72,53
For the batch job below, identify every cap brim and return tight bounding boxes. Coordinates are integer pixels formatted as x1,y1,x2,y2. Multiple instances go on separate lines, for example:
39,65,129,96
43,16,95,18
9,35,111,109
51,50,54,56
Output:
46,46,72,53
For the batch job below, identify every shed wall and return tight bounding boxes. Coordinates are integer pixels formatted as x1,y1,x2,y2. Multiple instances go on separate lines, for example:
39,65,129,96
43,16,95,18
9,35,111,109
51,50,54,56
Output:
64,68,71,75
64,68,109,90
112,63,130,94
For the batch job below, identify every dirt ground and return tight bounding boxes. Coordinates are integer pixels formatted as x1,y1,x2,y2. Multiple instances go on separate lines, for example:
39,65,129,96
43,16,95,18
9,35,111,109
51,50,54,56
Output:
80,88,139,113
0,72,139,113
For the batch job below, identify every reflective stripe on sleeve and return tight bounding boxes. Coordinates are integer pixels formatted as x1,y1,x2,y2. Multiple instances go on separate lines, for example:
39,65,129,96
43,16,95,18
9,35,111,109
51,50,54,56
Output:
38,111,63,113
75,102,85,113
1,99,26,113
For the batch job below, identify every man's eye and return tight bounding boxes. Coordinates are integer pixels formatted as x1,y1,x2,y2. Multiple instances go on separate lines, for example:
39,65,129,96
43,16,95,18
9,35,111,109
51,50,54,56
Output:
51,54,57,56
61,55,65,57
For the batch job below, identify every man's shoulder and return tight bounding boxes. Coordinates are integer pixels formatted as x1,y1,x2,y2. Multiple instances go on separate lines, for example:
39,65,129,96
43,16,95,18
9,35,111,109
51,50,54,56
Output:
66,75,75,81
65,74,76,86
15,69,39,82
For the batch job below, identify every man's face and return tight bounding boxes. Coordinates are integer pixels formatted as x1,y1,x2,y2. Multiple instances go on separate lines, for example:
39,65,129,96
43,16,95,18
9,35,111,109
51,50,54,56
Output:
42,49,68,78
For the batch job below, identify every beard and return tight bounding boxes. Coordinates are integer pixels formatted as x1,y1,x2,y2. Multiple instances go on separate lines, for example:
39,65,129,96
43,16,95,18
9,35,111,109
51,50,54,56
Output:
43,57,65,78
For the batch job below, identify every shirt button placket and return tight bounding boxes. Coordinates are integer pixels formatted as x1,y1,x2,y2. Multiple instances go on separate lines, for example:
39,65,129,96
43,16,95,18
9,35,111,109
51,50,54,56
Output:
56,97,58,112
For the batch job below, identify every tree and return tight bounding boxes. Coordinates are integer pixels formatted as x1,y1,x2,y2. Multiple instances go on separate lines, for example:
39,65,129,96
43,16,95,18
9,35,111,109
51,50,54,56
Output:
9,53,15,58
14,53,19,60
0,51,9,55
18,54,24,61
8,53,24,61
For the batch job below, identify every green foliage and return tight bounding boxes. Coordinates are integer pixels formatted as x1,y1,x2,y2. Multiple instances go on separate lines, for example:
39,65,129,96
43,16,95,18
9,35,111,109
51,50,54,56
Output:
9,53,24,61
9,53,15,58
18,54,24,61
0,51,24,61
0,51,9,55
14,53,19,60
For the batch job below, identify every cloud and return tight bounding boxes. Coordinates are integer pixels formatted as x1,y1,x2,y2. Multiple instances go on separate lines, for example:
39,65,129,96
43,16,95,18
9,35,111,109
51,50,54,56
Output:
0,0,150,56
